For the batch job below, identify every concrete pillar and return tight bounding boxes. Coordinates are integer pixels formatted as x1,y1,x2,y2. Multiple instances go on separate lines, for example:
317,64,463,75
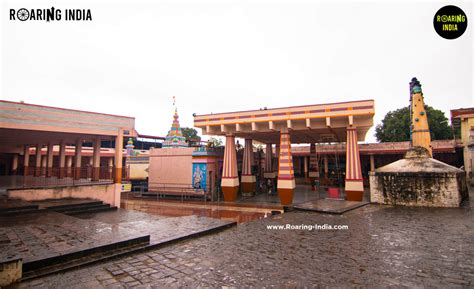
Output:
221,135,239,201
35,145,42,177
58,141,66,178
108,157,114,179
277,131,295,205
324,155,329,179
46,143,54,177
23,145,30,176
345,127,364,201
370,154,375,172
303,156,308,178
11,154,19,175
92,138,101,181
41,154,47,176
74,139,82,180
114,130,124,183
241,138,256,196
66,156,73,177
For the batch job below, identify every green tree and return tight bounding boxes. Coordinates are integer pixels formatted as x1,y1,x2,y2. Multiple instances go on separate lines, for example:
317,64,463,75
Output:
181,127,201,142
207,137,223,147
375,105,452,142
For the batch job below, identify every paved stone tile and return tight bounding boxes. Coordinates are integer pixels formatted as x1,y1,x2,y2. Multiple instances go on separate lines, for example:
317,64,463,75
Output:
19,189,474,287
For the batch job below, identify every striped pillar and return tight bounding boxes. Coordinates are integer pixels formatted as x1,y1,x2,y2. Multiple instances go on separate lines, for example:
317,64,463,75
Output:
345,127,364,201
263,144,275,178
308,143,320,179
272,144,280,173
277,132,295,205
221,135,239,201
241,139,256,196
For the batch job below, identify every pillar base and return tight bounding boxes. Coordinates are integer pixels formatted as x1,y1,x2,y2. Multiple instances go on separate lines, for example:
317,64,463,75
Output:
345,190,363,201
241,175,256,196
345,179,364,201
58,167,65,179
277,188,294,205
221,177,239,202
221,186,239,202
23,166,29,176
74,168,81,180
92,167,100,181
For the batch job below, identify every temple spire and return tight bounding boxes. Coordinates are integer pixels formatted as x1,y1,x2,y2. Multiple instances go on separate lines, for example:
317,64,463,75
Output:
162,97,188,148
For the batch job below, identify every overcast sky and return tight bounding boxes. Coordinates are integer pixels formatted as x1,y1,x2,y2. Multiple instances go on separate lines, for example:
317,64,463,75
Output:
1,0,472,143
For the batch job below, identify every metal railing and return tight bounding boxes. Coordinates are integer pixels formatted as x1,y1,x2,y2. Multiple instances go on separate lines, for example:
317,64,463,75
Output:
2,166,129,189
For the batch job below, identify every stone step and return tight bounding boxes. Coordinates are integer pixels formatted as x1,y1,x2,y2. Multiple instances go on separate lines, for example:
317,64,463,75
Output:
21,235,151,281
63,205,118,216
45,201,104,212
0,205,39,216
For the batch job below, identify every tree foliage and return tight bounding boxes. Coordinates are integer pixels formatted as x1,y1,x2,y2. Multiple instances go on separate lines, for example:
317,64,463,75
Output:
375,105,452,142
181,127,201,142
207,137,223,147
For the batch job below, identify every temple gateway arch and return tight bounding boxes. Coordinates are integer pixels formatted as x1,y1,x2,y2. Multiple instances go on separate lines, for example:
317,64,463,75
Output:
193,100,375,205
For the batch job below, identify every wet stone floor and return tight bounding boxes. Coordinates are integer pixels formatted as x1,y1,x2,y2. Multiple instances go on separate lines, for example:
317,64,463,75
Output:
18,190,474,288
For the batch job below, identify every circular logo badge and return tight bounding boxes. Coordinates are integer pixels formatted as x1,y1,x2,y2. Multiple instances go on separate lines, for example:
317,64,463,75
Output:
17,8,29,21
433,5,468,39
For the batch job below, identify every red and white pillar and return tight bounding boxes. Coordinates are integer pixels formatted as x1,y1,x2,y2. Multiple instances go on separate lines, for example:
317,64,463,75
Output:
264,143,275,178
277,131,295,205
74,140,82,180
345,127,364,201
221,135,239,201
241,138,256,196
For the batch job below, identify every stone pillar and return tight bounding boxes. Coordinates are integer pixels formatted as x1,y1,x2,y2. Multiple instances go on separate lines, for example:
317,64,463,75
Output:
114,130,124,183
345,127,364,201
74,139,82,180
35,145,42,177
92,138,101,181
264,144,275,178
46,143,54,177
370,154,375,172
221,135,239,201
23,145,30,176
11,154,19,175
241,138,256,196
66,156,73,177
323,155,329,179
58,141,66,178
277,131,295,205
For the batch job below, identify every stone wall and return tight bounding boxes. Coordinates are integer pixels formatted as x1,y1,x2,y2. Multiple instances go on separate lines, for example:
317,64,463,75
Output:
8,184,121,207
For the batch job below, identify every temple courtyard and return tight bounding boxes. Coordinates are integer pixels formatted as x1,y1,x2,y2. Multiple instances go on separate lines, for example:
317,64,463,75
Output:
15,186,474,288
